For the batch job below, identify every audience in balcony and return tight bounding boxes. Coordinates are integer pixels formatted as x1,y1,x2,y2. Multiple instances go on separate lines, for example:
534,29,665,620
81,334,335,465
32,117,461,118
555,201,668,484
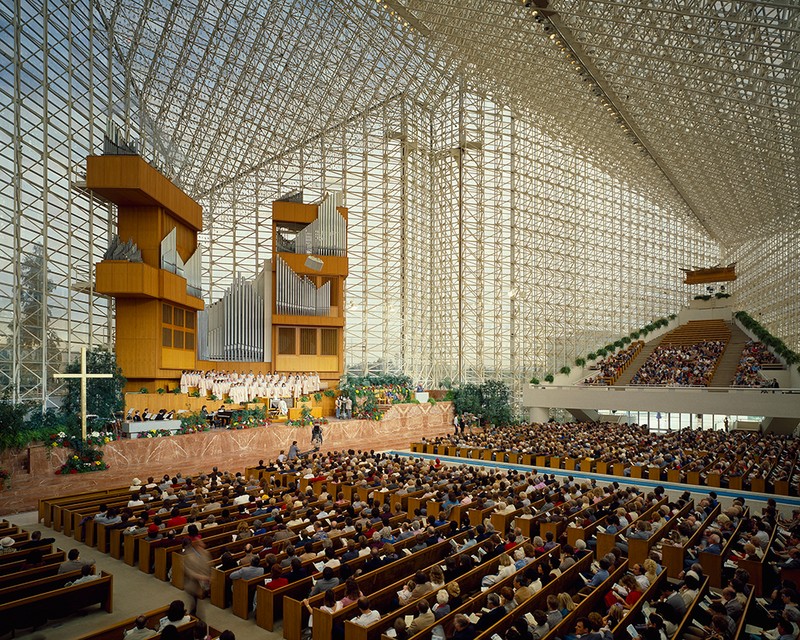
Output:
631,340,725,386
733,340,780,387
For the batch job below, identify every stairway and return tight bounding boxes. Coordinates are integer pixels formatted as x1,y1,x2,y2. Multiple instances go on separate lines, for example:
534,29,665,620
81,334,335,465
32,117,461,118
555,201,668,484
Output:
614,340,661,386
708,322,750,387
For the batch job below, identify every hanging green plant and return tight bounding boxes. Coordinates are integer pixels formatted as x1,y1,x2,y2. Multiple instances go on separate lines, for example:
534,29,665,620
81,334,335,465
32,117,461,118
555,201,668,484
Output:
530,377,540,385
323,389,335,398
559,366,571,375
587,353,597,361
630,331,640,339
544,373,554,383
575,358,586,367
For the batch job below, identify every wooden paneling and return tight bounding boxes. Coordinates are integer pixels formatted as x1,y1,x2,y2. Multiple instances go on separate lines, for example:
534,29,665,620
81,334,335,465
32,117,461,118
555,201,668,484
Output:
274,354,338,372
117,207,163,267
161,348,195,371
159,270,204,310
271,315,344,327
86,155,202,230
115,299,159,380
95,261,159,298
272,201,319,225
288,407,322,420
272,201,349,224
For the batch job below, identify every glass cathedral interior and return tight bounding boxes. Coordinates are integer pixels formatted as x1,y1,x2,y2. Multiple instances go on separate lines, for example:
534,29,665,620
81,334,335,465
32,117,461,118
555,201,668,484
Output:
1,0,798,408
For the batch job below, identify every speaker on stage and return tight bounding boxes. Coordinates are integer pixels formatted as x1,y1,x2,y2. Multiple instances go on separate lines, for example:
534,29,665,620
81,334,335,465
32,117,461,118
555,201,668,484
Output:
304,256,324,271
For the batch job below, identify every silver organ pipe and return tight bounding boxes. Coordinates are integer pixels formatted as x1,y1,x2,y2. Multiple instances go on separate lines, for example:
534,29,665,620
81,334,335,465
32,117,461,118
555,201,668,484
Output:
293,192,346,257
202,275,265,361
276,257,331,317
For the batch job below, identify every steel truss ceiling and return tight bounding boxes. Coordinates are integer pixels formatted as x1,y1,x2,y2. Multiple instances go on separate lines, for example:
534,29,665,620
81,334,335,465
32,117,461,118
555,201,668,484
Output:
102,0,798,247
402,0,799,246
2,0,797,408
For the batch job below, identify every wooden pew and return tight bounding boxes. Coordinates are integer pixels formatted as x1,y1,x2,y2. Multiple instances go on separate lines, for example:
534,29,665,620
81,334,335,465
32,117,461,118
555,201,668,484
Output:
661,503,721,578
699,507,749,588
737,523,777,596
540,560,629,639
0,549,65,575
671,576,710,640
627,500,694,568
74,607,218,640
283,532,473,640
596,497,667,560
410,551,588,640
0,543,53,568
0,560,65,590
0,568,83,604
341,543,539,640
0,570,113,636
39,487,127,529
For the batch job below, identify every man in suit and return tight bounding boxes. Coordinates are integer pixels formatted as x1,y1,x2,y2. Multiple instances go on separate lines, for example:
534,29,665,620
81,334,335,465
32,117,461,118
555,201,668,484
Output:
58,548,95,574
452,614,477,640
123,615,156,639
476,593,506,631
408,599,436,635
229,555,264,581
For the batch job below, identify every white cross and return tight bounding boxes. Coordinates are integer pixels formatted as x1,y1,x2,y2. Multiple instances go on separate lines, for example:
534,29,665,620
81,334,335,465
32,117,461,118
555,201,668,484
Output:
54,347,113,440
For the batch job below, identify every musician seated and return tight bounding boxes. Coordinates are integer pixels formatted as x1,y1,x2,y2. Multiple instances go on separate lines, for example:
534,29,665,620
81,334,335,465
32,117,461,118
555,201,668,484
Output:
153,409,167,421
215,405,230,427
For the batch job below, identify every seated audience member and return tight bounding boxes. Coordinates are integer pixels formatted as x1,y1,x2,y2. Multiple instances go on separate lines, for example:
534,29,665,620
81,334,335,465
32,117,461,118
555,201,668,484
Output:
58,548,96,573
158,600,190,631
351,597,381,626
123,616,157,640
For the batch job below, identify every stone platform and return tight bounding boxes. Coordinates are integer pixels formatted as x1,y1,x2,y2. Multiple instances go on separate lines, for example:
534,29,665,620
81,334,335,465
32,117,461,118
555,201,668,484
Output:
0,401,454,516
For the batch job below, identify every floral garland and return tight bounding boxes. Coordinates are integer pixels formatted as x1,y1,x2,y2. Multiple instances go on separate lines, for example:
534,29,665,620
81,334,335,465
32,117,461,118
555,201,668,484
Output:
286,416,329,427
49,430,117,449
178,423,212,435
137,429,174,439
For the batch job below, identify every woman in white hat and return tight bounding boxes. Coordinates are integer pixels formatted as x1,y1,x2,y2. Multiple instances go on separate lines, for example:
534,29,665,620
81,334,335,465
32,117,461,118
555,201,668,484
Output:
0,537,16,554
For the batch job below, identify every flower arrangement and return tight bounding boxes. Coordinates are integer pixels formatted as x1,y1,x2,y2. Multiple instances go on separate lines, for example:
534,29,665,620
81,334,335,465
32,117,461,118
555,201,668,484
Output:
85,430,117,447
50,430,115,449
287,406,315,428
55,449,109,475
137,429,173,439
49,431,72,448
178,423,211,435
